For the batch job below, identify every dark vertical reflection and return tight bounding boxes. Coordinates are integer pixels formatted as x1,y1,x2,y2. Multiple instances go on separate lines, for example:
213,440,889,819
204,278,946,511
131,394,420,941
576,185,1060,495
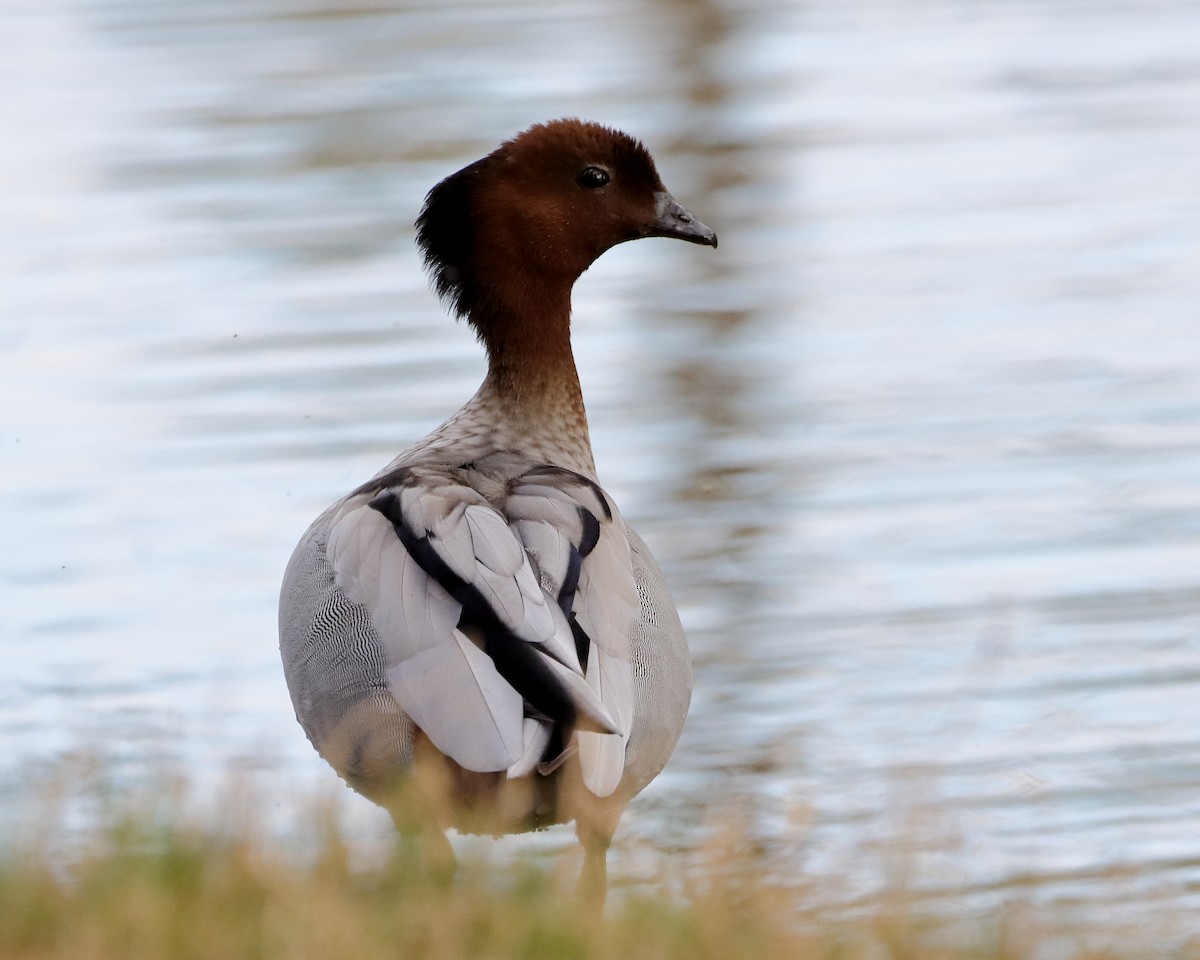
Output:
637,0,810,807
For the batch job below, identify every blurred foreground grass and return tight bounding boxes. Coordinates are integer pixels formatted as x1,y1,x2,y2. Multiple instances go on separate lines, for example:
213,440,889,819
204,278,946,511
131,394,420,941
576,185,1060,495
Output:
0,761,1190,960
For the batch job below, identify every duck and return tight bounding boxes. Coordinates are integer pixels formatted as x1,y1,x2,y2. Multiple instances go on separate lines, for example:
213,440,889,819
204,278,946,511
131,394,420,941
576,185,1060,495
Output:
279,118,717,897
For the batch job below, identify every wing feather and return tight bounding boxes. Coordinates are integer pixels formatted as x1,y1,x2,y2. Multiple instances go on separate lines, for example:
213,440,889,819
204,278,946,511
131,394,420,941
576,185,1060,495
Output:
465,506,524,576
328,501,459,652
507,717,554,780
506,465,638,797
388,630,524,770
327,462,626,779
577,647,634,795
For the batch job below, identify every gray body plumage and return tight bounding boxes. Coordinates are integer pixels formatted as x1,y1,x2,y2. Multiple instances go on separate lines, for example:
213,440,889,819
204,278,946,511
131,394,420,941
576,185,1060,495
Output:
279,429,691,832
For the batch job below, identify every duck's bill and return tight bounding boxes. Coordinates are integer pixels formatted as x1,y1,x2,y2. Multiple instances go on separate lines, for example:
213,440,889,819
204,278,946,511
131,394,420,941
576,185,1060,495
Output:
648,191,718,248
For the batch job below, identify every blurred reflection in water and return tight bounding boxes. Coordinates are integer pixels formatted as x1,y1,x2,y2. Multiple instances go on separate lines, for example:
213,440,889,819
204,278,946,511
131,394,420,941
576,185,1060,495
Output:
3,0,1200,931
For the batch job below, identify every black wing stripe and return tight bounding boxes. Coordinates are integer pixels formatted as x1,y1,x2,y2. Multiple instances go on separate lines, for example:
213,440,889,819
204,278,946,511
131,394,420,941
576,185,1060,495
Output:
569,616,591,673
576,505,601,558
558,545,583,618
369,490,578,728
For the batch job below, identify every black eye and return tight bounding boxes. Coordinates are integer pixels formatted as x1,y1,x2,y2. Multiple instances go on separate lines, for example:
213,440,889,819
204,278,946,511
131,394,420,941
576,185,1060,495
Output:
577,165,610,189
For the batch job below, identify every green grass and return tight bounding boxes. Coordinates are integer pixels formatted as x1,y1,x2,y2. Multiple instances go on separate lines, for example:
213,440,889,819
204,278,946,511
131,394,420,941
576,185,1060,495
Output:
0,766,1191,960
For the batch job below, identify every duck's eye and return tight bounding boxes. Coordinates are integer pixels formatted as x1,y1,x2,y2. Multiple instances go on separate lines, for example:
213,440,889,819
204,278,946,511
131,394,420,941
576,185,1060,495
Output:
577,166,610,189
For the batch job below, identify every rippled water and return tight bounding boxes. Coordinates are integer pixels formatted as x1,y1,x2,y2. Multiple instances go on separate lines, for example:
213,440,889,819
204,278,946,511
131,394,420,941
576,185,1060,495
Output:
4,0,1200,936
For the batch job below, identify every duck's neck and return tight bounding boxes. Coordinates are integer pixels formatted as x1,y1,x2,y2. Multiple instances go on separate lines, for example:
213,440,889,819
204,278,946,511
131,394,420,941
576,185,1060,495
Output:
468,288,596,475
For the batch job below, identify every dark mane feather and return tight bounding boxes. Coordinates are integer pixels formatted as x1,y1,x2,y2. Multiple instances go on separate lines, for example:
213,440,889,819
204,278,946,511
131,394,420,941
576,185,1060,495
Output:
415,156,488,320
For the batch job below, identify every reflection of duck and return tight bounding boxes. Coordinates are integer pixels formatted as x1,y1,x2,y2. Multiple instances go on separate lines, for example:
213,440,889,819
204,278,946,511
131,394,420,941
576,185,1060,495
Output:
279,119,716,896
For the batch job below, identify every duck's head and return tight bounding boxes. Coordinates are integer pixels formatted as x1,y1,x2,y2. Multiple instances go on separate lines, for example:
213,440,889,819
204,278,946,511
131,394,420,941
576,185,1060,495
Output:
416,119,717,326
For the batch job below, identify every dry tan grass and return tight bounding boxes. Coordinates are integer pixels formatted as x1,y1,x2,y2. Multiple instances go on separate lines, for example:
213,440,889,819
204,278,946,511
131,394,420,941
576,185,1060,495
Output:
0,764,1191,960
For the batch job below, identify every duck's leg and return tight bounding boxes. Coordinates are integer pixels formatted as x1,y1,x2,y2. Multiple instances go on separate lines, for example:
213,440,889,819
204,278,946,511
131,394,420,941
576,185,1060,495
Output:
575,820,613,910
382,811,454,880
376,732,462,885
417,820,458,884
380,785,458,885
